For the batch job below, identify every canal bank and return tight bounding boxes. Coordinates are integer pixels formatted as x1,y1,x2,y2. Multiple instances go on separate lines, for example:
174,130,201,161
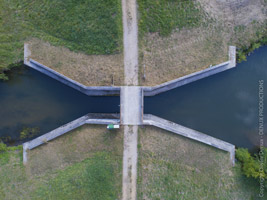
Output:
22,42,238,169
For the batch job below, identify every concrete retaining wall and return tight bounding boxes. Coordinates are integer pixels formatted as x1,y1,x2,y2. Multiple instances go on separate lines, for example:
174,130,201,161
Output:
143,46,236,96
24,44,120,96
23,113,120,164
143,114,235,165
26,59,120,96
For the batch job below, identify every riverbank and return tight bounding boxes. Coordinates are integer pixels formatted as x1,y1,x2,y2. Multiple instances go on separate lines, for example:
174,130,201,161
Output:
138,0,266,86
27,39,124,86
137,126,261,199
1,124,261,199
0,125,123,199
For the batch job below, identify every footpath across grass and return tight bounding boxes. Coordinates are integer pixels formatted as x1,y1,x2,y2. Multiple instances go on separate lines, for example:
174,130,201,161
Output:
0,0,122,79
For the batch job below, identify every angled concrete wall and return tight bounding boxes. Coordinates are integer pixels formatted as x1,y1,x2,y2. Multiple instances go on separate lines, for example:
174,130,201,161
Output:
27,59,121,96
24,44,120,96
143,46,236,96
143,114,235,166
23,113,120,165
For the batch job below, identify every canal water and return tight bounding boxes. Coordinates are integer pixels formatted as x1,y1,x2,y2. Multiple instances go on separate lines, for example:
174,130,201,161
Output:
0,66,120,145
145,46,267,150
1,47,266,148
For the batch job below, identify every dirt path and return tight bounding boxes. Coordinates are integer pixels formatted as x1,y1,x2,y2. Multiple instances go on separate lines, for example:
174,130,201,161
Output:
122,125,138,200
121,0,139,199
122,0,138,86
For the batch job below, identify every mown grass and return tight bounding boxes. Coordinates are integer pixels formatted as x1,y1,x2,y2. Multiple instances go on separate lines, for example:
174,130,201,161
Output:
0,125,123,199
138,0,204,36
138,126,262,199
0,0,122,79
0,150,121,200
34,152,120,200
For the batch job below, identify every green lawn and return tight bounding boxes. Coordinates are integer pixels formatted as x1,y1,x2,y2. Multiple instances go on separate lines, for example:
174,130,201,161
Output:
137,0,204,36
0,0,122,79
0,125,123,199
0,148,121,200
138,126,262,200
34,152,120,200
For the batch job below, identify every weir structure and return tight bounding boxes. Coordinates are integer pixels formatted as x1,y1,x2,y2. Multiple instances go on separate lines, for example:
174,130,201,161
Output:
23,44,236,200
22,1,237,199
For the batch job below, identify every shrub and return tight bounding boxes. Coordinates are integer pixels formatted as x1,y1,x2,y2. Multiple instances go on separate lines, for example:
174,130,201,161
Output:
20,127,40,140
0,142,7,153
236,148,267,179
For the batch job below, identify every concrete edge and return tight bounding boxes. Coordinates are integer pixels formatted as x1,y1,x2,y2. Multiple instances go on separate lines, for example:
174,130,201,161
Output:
24,44,236,97
143,46,236,96
24,43,120,96
22,113,120,165
143,114,235,166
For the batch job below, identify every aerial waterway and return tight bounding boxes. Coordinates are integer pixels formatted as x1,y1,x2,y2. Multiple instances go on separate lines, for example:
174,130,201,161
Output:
145,46,267,151
0,66,120,145
1,47,266,149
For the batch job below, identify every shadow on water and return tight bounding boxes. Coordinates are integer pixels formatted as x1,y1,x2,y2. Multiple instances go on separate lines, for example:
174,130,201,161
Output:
145,46,267,150
0,65,119,145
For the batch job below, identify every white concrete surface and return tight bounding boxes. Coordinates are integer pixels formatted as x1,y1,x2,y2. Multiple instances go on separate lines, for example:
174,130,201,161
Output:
120,86,142,125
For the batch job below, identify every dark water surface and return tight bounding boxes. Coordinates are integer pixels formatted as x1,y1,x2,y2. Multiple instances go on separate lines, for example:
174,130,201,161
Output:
145,46,267,150
1,47,266,148
0,66,119,145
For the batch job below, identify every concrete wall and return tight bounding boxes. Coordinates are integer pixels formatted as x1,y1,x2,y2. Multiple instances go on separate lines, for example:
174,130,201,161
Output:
27,59,121,96
23,113,120,165
24,44,120,96
143,46,236,96
143,114,235,166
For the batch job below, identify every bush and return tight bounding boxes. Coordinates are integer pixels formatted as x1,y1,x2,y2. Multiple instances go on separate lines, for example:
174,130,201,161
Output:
236,148,267,179
0,73,8,81
20,127,40,140
0,142,7,153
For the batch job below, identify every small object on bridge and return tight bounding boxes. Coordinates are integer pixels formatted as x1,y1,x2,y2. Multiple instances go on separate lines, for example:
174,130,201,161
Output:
107,124,120,129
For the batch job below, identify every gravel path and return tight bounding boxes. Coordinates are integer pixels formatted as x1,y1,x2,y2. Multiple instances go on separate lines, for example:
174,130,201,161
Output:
121,0,139,199
122,0,138,86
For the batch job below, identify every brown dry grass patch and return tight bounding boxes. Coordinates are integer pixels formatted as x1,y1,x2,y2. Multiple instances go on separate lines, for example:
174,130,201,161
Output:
139,0,266,86
28,38,124,86
138,126,231,170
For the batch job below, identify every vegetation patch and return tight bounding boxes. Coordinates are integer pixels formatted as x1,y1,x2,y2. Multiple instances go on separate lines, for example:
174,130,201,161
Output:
236,32,267,63
138,0,267,86
28,39,124,86
138,126,262,199
0,125,123,199
138,0,204,37
20,127,40,140
0,0,122,79
236,148,267,180
35,152,120,200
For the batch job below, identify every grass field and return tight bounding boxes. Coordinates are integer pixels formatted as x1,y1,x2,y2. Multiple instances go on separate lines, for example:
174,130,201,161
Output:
137,0,266,86
138,0,205,36
0,125,123,199
0,0,122,79
138,126,261,199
